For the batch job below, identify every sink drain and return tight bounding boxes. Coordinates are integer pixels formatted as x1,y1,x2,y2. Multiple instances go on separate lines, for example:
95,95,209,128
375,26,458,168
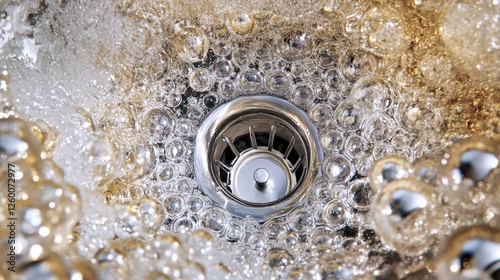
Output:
194,95,323,220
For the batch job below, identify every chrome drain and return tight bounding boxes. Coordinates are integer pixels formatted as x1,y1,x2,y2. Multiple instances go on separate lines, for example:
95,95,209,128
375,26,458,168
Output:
194,95,323,220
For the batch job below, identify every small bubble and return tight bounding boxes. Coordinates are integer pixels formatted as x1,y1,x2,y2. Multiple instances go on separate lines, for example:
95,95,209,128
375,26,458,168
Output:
213,59,234,78
173,27,209,63
165,139,185,160
229,13,255,35
279,30,314,60
344,134,366,159
334,102,363,132
347,179,372,211
323,155,354,183
324,201,348,229
164,195,186,218
203,93,219,110
290,84,314,109
265,70,292,94
287,207,314,234
212,40,232,56
320,129,344,151
308,103,333,126
154,163,176,182
188,68,214,92
232,47,254,67
201,207,229,233
166,92,182,108
237,69,263,93
263,248,294,272
143,108,176,143
218,79,236,98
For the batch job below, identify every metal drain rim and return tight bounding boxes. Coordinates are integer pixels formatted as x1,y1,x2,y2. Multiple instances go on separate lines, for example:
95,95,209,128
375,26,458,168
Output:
194,95,323,220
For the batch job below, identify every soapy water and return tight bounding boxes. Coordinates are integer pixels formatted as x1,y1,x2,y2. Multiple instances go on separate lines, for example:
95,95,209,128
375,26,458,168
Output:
1,0,499,279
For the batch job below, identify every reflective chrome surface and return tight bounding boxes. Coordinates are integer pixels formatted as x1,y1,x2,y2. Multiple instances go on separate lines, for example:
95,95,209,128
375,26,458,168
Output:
194,95,323,220
453,149,499,184
438,226,500,280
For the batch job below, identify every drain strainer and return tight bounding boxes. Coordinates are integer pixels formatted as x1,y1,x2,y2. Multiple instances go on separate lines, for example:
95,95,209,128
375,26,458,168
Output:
194,95,323,220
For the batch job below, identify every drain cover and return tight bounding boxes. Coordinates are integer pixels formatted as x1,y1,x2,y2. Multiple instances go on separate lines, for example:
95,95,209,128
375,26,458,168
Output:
194,95,323,220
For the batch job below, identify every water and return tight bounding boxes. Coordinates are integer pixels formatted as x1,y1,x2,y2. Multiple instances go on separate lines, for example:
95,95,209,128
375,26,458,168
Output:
1,0,499,279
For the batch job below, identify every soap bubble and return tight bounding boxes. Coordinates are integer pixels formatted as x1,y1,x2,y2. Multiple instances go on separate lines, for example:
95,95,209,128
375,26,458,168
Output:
347,179,372,211
287,207,314,234
335,102,363,132
125,144,156,179
115,210,141,239
232,47,254,67
164,195,186,219
173,27,209,63
129,198,165,240
441,137,499,203
154,163,176,182
237,69,263,93
369,155,411,193
263,248,294,272
437,226,500,280
344,134,366,159
264,219,287,242
187,197,204,213
323,201,348,230
212,40,232,56
143,108,175,143
323,155,354,183
188,68,214,92
308,103,334,126
213,59,234,78
350,76,391,111
290,83,314,109
360,5,411,55
279,29,314,60
279,231,300,249
165,139,186,160
203,93,219,110
226,222,244,242
218,79,236,98
228,13,255,35
173,218,195,233
201,207,229,233
166,92,183,108
265,69,292,94
87,133,123,185
371,179,441,256
314,84,330,101
362,113,396,142
320,129,344,151
317,42,339,68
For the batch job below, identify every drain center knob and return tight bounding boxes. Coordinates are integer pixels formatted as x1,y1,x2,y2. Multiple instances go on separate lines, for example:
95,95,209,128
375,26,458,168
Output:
254,168,270,188
231,150,292,204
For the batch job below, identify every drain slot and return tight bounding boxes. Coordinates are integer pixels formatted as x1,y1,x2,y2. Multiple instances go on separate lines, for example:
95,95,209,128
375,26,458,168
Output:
194,96,322,220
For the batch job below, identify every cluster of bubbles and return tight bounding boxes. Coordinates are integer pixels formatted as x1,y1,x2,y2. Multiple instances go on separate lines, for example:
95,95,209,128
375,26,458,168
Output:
0,72,95,279
370,136,500,279
1,0,499,279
